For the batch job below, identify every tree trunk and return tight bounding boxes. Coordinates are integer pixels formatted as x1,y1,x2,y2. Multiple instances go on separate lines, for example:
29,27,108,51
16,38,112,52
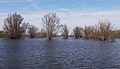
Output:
49,38,51,40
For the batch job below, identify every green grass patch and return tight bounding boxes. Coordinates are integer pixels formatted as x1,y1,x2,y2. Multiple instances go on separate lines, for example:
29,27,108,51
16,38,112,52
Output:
0,34,8,38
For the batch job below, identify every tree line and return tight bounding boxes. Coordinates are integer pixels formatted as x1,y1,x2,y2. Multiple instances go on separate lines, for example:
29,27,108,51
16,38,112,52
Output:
2,12,120,42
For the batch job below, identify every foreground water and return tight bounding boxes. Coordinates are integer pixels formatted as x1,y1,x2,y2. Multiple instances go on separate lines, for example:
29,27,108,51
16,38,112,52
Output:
0,38,120,69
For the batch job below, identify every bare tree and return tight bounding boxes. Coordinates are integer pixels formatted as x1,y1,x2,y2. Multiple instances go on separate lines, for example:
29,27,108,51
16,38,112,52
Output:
35,28,47,38
114,30,120,38
40,28,47,38
83,25,92,39
73,26,83,39
42,12,61,39
61,24,69,39
28,24,38,38
98,20,113,41
83,20,115,41
3,13,28,39
83,25,98,39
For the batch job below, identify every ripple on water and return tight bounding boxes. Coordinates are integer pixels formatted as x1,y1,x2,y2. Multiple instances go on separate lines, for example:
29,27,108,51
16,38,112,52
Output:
0,38,120,69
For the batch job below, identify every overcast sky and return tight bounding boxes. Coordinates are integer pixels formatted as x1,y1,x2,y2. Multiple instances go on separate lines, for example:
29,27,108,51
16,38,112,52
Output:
0,0,120,32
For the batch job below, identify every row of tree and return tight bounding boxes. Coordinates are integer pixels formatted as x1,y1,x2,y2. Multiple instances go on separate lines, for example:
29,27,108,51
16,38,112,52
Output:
2,12,120,41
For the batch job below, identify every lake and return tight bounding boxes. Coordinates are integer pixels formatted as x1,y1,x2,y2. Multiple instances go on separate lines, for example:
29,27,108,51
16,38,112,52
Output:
0,38,120,69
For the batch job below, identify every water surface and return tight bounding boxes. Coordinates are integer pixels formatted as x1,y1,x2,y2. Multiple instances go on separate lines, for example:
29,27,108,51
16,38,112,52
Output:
0,38,120,69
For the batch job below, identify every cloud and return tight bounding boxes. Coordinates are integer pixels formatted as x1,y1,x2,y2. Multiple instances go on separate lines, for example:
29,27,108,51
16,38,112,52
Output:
0,10,120,33
59,8,70,11
0,0,40,11
26,0,40,9
58,8,71,15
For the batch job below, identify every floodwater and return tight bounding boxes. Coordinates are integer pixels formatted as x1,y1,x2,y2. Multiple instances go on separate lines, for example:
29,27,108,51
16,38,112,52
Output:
0,38,120,69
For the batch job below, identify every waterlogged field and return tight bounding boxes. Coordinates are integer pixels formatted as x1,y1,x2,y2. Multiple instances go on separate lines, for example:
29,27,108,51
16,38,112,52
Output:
0,38,120,69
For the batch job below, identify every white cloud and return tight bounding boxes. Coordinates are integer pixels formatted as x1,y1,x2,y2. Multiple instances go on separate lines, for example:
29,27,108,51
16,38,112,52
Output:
59,8,70,11
0,10,120,33
26,0,40,10
0,0,40,10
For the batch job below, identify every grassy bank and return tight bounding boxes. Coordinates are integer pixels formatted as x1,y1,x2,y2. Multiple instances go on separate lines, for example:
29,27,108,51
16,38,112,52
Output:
0,34,8,38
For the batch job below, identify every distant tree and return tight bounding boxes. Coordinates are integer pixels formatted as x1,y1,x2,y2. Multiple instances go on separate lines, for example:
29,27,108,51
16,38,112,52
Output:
40,28,47,38
28,24,38,38
61,24,69,39
35,28,47,38
3,13,28,39
83,25,98,39
83,20,115,41
83,25,92,39
114,30,120,38
73,26,83,39
42,12,61,39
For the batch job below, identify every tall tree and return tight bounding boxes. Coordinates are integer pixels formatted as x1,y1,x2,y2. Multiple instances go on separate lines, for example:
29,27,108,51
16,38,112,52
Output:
61,24,69,39
3,13,28,39
42,12,61,39
28,24,38,38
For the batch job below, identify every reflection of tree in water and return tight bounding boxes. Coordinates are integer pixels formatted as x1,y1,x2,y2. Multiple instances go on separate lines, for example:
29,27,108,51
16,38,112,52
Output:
42,39,62,69
2,40,23,69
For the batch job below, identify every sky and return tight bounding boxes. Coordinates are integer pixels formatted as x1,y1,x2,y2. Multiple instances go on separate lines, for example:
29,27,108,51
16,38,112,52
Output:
0,0,120,32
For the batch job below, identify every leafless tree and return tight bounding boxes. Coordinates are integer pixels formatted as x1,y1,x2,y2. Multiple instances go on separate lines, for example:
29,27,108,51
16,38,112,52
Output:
98,20,113,41
83,25,98,39
61,24,69,39
83,25,92,39
42,12,61,39
114,30,120,38
35,28,47,38
83,20,115,41
40,28,47,38
3,13,28,39
28,24,38,38
73,26,83,39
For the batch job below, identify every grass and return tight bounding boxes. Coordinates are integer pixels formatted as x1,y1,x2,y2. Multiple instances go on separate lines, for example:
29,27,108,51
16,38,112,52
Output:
0,33,8,38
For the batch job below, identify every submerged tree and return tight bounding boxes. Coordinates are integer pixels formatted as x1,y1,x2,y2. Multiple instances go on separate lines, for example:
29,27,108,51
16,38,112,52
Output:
34,28,47,38
83,25,98,39
98,20,113,41
3,13,28,39
61,24,69,39
42,12,61,39
83,25,92,39
28,24,38,38
73,26,83,39
114,30,120,38
83,20,115,41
